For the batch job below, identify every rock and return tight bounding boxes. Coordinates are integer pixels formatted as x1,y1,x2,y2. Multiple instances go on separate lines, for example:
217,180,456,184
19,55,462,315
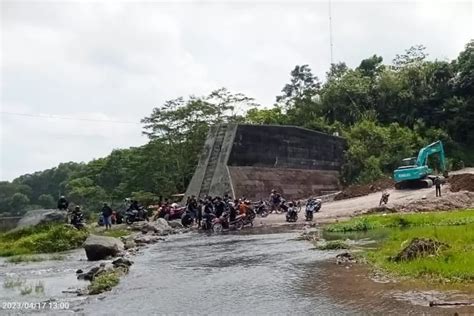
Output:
83,235,124,261
76,269,83,274
168,220,184,229
77,266,103,281
124,240,137,250
112,257,133,267
134,234,163,245
153,218,173,235
16,209,67,229
336,252,357,264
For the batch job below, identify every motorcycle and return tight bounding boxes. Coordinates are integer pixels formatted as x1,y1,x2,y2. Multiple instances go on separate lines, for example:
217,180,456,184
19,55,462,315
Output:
181,209,194,227
305,198,322,221
254,200,270,217
125,207,149,225
379,192,390,206
212,212,244,232
285,206,298,222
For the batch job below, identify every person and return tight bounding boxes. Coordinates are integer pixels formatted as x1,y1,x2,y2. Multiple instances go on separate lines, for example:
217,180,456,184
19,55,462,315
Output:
70,205,85,229
213,196,225,218
434,176,442,197
57,195,69,210
186,196,198,223
269,189,281,213
229,199,239,222
101,203,113,230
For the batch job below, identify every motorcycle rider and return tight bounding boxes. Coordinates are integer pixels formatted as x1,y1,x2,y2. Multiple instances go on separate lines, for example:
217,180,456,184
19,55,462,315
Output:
286,202,297,222
70,205,85,229
213,196,226,218
101,202,113,230
269,189,282,213
57,195,69,211
202,198,215,229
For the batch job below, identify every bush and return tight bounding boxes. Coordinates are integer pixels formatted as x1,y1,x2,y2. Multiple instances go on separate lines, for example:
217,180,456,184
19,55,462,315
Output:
0,224,88,257
88,271,121,295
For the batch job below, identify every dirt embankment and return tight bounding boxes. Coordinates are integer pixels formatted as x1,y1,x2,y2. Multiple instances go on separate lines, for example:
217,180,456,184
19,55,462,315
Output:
449,174,474,192
334,178,394,201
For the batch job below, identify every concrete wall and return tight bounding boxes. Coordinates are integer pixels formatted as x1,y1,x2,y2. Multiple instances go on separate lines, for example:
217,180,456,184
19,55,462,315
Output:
184,124,346,201
228,124,344,170
228,167,340,201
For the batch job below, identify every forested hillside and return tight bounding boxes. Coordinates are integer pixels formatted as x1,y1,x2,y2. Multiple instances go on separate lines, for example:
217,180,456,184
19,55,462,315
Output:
1,42,473,216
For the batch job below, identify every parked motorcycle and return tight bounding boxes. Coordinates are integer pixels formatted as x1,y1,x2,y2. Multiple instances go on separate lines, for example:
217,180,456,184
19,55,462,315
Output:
305,198,322,221
285,203,298,222
254,200,270,217
125,207,149,225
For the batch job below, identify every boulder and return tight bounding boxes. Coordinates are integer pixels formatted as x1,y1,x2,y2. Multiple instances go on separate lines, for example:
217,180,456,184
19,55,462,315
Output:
83,235,124,261
154,218,173,235
124,240,137,250
168,220,184,229
134,234,164,245
16,209,67,229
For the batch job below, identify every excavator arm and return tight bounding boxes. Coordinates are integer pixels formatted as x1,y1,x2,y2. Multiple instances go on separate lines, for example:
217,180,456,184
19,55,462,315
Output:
415,140,446,172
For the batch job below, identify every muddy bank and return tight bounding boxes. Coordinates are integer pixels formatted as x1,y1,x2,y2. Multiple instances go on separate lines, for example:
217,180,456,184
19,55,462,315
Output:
315,261,474,314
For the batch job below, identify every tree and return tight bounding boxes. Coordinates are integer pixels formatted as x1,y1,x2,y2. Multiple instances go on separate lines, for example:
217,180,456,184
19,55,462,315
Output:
393,45,428,68
38,194,55,209
276,65,321,109
9,193,30,214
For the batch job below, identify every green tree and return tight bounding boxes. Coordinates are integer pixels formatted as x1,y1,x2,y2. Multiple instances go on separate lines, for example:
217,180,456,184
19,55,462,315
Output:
38,194,55,209
9,193,30,214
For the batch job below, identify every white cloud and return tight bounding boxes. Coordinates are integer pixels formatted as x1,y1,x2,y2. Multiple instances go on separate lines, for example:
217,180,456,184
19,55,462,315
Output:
1,0,472,180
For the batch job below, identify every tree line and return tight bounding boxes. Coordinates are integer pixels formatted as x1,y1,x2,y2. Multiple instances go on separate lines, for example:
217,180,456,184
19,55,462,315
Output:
1,41,472,216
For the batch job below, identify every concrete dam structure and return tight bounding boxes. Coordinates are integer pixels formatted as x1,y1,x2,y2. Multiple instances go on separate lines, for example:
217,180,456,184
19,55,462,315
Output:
184,124,346,201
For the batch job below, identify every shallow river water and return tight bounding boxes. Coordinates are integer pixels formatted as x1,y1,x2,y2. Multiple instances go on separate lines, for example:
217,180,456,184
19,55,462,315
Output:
1,228,474,315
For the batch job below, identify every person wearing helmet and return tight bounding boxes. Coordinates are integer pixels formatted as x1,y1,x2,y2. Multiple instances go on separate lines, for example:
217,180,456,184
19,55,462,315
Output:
57,195,69,210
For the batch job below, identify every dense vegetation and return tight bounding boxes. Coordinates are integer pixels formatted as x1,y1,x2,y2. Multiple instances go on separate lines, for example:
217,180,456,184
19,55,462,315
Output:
0,224,89,256
1,41,473,215
324,210,474,281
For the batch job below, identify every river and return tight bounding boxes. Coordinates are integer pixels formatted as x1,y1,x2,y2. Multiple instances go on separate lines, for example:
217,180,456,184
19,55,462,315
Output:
1,228,473,315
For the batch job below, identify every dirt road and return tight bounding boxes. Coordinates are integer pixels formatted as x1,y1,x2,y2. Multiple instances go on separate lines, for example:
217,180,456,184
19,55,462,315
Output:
258,168,474,226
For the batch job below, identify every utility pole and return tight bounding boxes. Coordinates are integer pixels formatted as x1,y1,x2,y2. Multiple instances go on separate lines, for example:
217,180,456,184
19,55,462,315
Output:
328,0,334,65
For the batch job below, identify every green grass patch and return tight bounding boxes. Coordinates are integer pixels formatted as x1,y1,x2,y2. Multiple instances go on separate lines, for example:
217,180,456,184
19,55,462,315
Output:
6,254,66,263
315,240,349,250
366,224,474,281
92,228,130,238
0,224,88,257
325,209,474,232
324,209,474,282
88,271,121,295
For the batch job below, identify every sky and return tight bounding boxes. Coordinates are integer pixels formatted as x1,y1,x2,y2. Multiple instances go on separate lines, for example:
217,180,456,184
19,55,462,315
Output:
1,0,473,181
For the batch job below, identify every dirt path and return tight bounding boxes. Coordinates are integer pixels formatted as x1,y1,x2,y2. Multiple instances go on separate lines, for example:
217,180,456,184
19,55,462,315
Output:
257,168,474,226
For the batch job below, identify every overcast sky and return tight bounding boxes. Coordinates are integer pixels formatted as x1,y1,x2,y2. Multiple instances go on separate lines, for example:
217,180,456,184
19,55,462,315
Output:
1,0,472,181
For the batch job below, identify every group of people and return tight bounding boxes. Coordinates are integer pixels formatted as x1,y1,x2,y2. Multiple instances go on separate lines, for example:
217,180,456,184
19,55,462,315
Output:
184,193,256,228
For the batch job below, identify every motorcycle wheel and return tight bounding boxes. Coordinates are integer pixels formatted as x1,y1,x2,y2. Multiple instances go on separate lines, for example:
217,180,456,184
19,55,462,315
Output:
126,217,133,225
235,220,244,230
212,223,223,233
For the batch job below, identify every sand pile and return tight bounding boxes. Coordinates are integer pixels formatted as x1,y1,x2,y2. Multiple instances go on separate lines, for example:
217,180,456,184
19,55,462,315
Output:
334,178,394,201
394,191,474,212
449,174,474,192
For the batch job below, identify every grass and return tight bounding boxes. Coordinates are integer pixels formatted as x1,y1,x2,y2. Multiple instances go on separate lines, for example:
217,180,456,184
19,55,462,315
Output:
315,240,349,250
87,271,121,295
3,277,25,289
325,209,474,232
6,254,66,263
92,228,130,238
323,209,474,282
0,224,89,257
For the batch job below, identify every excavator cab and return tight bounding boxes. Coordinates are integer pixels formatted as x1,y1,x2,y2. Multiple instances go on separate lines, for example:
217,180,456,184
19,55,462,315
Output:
394,140,446,189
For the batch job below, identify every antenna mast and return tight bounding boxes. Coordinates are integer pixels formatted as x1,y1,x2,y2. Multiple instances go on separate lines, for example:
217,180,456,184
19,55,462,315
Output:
328,0,334,65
